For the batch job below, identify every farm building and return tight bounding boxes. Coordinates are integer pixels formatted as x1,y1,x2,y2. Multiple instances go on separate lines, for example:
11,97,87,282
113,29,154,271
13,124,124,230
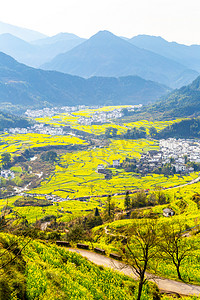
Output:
163,208,175,217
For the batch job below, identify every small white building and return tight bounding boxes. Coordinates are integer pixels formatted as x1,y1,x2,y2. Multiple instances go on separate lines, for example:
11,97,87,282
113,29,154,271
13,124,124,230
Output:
97,164,105,173
113,160,120,168
163,208,175,217
173,164,186,173
0,170,15,179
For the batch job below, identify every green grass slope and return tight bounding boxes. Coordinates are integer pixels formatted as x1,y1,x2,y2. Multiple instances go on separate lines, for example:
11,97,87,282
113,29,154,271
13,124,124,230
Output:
0,233,159,300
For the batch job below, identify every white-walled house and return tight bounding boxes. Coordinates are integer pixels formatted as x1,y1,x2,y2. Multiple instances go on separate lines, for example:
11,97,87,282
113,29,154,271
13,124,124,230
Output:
97,164,105,173
113,160,120,167
163,208,175,217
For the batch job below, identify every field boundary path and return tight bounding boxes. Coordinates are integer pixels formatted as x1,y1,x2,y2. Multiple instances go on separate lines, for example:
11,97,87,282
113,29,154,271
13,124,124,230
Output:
165,175,200,190
68,248,200,297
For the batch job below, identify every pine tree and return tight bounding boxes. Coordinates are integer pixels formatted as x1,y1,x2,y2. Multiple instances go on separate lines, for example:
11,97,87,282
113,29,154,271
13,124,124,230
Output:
94,207,100,216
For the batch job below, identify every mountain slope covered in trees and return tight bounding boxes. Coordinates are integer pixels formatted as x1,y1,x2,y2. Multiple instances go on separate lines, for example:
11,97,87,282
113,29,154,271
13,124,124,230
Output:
0,51,170,109
144,75,200,118
0,111,32,130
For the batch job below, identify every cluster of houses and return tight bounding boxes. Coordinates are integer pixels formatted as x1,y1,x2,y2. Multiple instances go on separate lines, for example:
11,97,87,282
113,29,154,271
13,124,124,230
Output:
5,124,64,135
21,192,68,203
135,138,200,174
97,159,121,172
21,192,90,203
78,109,123,125
24,105,100,118
24,105,141,119
0,170,15,180
96,138,200,177
97,159,121,179
159,138,200,171
78,106,137,125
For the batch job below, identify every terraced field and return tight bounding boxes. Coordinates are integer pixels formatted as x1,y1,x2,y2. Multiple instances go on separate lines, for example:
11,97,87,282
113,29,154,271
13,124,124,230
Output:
0,133,86,156
30,142,198,199
35,109,182,136
0,107,197,224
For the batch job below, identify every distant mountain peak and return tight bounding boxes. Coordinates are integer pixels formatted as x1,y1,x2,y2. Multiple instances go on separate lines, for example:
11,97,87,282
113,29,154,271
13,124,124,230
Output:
88,30,120,42
0,21,47,42
42,30,198,88
52,32,83,40
134,34,165,40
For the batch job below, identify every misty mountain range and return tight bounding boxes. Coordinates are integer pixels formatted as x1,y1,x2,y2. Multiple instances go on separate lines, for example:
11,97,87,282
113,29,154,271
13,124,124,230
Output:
41,30,197,89
0,22,200,89
0,51,170,109
1,21,200,116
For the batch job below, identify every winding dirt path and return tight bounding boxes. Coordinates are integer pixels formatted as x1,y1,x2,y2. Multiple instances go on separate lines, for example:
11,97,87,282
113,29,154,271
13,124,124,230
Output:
68,248,200,297
165,175,200,190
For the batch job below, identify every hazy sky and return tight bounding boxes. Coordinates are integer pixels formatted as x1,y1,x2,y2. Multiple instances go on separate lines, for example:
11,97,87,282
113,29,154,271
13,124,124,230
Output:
0,0,200,45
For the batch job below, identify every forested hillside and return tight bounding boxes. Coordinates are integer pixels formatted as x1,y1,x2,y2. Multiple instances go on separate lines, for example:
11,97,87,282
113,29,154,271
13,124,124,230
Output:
137,75,200,119
0,52,170,109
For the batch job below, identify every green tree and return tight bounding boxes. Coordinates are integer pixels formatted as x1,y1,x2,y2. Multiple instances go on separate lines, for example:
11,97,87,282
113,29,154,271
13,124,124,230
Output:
192,193,200,208
149,127,157,138
66,224,85,242
159,221,195,281
132,190,147,208
105,127,118,138
105,195,115,220
154,187,170,205
1,153,11,169
85,215,102,229
41,151,57,162
94,207,100,216
124,191,131,210
123,220,159,300
183,155,188,164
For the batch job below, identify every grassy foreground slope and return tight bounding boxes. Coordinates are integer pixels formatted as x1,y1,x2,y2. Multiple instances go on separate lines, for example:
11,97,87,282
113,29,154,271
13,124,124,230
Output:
0,233,160,300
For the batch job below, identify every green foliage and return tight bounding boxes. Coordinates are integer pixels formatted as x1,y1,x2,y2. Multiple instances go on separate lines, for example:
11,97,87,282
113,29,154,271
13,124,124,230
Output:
122,127,147,139
23,148,35,159
14,196,52,207
0,111,32,131
105,127,118,138
94,207,100,217
0,235,27,299
23,238,151,300
1,153,11,169
192,193,200,208
122,108,129,116
41,151,57,162
149,127,157,138
157,118,200,139
132,190,148,208
66,224,86,242
154,163,176,176
124,191,131,210
85,215,103,229
0,233,156,299
144,75,200,118
104,195,115,220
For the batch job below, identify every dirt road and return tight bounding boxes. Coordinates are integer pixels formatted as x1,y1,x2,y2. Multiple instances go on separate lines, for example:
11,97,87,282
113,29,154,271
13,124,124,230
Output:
68,248,200,297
